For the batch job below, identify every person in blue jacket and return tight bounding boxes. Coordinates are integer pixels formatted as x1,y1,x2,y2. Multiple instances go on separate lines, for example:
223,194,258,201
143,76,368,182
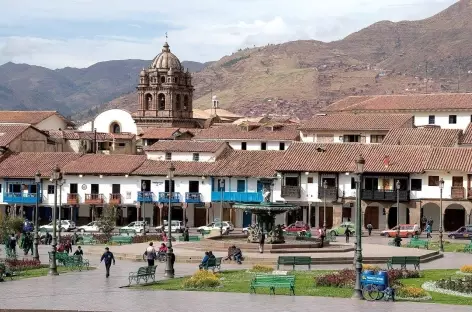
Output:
100,247,116,278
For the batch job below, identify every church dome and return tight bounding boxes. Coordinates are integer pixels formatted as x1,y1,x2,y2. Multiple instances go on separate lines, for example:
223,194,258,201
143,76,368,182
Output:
150,42,182,70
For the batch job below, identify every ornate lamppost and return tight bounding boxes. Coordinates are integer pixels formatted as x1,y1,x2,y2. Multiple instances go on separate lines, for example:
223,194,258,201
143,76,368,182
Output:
49,165,62,276
165,162,176,278
58,179,65,240
323,180,327,230
33,171,41,261
142,181,147,236
439,178,444,252
396,180,401,236
353,154,365,300
219,179,225,236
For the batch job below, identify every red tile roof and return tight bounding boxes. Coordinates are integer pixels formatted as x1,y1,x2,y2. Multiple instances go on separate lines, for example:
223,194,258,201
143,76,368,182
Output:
322,93,472,113
140,128,181,140
0,152,82,178
47,130,134,141
132,160,214,176
364,145,431,173
144,141,227,153
212,150,283,177
299,114,413,131
0,111,73,126
320,96,375,113
425,148,472,172
62,154,146,175
0,124,32,147
382,128,462,147
193,124,300,141
461,123,472,145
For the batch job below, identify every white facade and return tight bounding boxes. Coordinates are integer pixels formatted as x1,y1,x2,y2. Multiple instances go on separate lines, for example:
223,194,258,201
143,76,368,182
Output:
300,131,387,144
410,171,468,200
224,140,291,151
35,114,70,131
414,112,472,130
79,109,137,135
146,151,216,162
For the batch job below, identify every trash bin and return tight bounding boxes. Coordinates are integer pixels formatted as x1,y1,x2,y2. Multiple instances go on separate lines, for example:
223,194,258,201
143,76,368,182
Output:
376,271,389,291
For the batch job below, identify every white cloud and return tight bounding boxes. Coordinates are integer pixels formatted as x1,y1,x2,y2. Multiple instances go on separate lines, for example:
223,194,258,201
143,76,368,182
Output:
0,0,456,68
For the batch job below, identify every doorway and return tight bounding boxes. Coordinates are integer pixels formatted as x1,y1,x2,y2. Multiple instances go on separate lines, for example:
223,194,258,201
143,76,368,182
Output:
318,206,333,228
194,207,207,227
243,211,252,227
237,180,246,192
364,206,379,229
189,181,199,193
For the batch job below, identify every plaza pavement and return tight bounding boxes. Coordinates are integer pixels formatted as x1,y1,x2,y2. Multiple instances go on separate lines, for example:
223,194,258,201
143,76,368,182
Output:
0,244,471,311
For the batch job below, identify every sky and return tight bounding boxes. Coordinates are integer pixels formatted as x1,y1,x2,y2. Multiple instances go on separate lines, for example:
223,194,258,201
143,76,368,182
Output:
0,0,457,69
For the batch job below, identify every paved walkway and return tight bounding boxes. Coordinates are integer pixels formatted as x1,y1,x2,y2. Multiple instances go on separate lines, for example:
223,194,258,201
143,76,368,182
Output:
0,245,471,311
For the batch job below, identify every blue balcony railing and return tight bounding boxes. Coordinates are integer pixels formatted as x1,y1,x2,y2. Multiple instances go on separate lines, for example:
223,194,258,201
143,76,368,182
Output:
185,192,202,203
211,191,263,203
158,192,181,203
4,192,42,205
137,191,154,203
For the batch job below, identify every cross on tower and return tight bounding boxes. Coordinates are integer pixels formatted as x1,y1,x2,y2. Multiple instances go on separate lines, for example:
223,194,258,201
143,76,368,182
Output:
165,32,168,40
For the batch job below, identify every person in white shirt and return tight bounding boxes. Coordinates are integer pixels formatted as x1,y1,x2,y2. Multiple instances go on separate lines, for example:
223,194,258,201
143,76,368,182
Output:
413,223,420,236
143,242,157,266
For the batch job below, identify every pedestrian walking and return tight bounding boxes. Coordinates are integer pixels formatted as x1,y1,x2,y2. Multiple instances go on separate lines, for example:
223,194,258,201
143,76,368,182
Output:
100,247,115,278
367,222,373,236
143,242,156,266
74,246,83,257
421,216,427,232
426,223,432,239
345,227,351,243
258,231,265,254
8,233,17,256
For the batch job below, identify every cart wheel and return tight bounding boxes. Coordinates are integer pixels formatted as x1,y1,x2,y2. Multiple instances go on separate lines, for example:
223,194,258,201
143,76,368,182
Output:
362,284,381,301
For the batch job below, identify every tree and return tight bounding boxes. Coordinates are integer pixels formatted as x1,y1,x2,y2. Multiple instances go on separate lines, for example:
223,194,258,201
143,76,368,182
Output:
0,214,24,244
98,205,117,240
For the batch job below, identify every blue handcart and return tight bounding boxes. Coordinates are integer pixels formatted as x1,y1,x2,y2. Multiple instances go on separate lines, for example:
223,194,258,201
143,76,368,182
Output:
360,270,395,301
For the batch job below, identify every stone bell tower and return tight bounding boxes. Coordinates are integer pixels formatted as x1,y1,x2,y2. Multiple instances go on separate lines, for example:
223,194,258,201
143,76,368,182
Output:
133,41,200,130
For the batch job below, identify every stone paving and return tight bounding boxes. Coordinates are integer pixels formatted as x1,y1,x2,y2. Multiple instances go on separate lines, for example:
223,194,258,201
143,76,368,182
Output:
0,245,471,311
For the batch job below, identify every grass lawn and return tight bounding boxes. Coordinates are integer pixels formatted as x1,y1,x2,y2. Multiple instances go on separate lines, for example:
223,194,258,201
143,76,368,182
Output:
9,265,96,280
135,269,472,305
401,240,470,252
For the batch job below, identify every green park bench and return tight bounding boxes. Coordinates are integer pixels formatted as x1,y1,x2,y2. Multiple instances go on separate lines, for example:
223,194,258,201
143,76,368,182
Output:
250,274,295,295
406,237,429,249
80,235,97,245
110,235,133,245
200,230,211,236
463,241,472,253
178,235,200,242
0,262,19,281
50,252,90,270
128,265,157,285
276,256,311,271
119,229,137,236
386,256,420,270
201,257,222,272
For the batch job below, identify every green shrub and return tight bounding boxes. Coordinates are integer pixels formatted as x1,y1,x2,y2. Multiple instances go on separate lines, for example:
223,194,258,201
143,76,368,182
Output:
183,270,220,288
396,286,429,298
251,264,274,273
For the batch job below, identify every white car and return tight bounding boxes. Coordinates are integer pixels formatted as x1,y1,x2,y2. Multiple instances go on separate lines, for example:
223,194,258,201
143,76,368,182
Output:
40,220,76,232
121,221,149,234
156,220,184,233
198,221,234,233
77,221,104,233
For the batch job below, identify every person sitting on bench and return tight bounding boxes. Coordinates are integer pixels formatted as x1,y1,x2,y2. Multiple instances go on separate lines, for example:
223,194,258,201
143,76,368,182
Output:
199,251,210,269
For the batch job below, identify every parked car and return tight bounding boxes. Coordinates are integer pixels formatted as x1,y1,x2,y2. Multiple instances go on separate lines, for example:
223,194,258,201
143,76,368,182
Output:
121,221,149,233
448,225,472,239
77,221,105,233
156,220,184,233
329,222,356,236
283,221,310,233
198,221,234,233
381,224,417,238
40,220,76,232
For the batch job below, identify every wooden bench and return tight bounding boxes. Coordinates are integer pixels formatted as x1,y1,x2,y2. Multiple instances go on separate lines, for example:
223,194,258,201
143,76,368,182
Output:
406,238,429,249
463,241,472,253
201,257,222,272
387,256,420,270
276,256,311,270
250,274,295,295
178,235,200,242
119,229,137,236
110,236,133,245
128,265,157,285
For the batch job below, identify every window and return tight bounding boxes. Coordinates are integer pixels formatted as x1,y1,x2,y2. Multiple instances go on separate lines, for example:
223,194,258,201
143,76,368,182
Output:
118,143,126,147
428,115,435,125
0,184,2,193
165,152,172,160
241,142,247,150
279,142,285,150
307,177,314,184
261,142,267,150
48,185,55,194
193,153,200,161
428,176,439,186
351,177,356,190
285,177,299,186
449,115,457,124
470,115,472,123
370,135,385,143
411,179,422,191
343,135,360,143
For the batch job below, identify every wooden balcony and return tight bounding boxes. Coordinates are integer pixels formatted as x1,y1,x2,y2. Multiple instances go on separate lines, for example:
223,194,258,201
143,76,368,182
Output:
451,187,465,200
67,193,79,205
281,186,301,198
362,190,409,202
85,193,104,205
318,187,338,202
109,193,122,205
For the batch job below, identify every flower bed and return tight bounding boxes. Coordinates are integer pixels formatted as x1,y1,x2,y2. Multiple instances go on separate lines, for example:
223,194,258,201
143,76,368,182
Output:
395,286,431,301
423,281,472,298
250,264,274,273
434,276,472,294
314,269,420,288
460,265,472,274
4,259,42,271
183,270,221,289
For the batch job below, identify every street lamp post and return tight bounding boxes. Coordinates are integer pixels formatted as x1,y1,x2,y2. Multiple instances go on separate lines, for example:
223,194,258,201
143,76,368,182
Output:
353,154,365,300
165,163,176,278
439,178,444,252
142,181,147,236
323,180,327,230
396,180,401,236
58,179,65,240
219,179,225,236
33,171,41,261
49,165,62,276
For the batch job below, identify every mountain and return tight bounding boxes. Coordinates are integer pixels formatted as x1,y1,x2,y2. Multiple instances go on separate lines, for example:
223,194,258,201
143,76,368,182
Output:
2,0,472,119
0,60,208,116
